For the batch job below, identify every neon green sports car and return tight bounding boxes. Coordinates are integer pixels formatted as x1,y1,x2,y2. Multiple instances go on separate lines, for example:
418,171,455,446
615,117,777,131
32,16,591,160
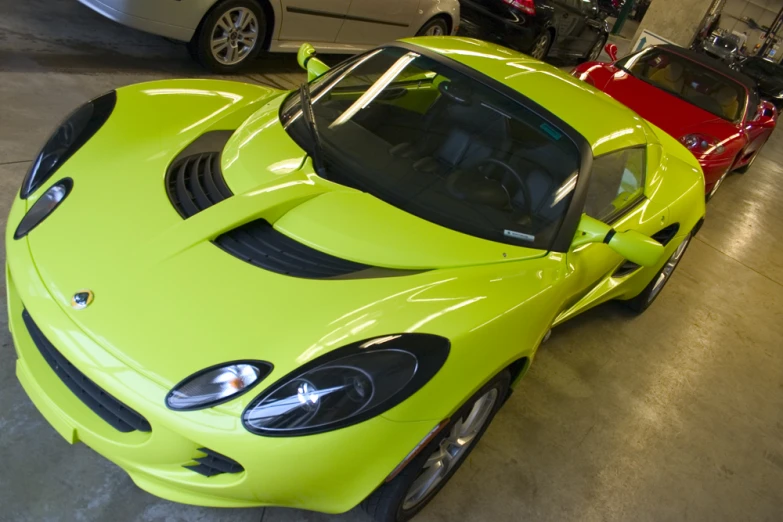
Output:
6,37,705,521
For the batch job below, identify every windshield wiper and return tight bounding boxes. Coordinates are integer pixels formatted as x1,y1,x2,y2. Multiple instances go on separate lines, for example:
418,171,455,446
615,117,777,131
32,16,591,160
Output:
299,83,328,179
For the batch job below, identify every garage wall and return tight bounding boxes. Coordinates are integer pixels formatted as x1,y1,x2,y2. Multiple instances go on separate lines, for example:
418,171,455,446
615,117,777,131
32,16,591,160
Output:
718,0,783,51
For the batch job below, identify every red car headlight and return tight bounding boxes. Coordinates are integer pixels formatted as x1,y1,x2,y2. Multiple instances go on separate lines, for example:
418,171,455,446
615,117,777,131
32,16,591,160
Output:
680,134,725,156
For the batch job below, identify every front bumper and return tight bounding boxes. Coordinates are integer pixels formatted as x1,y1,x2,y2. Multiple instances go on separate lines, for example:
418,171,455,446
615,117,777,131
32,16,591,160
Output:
5,199,437,512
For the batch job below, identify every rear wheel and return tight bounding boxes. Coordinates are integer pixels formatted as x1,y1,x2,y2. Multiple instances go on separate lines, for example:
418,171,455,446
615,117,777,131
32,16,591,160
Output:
188,0,266,73
626,232,692,313
416,17,449,37
581,34,607,63
529,31,552,61
361,371,510,522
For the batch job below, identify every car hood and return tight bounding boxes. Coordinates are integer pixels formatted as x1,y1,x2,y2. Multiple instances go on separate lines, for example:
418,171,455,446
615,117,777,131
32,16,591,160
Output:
23,79,546,390
599,68,739,141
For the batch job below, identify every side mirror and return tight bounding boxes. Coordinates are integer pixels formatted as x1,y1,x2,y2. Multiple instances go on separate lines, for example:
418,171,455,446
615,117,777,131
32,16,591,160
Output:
604,43,619,62
572,214,665,267
297,43,330,81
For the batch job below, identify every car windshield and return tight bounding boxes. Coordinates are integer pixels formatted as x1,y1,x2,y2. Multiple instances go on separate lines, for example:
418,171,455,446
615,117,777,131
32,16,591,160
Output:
712,37,738,52
744,58,783,79
281,46,582,250
618,48,746,121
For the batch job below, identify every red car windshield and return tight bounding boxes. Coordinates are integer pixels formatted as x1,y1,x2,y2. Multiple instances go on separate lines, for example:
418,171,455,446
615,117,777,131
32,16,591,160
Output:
618,48,746,122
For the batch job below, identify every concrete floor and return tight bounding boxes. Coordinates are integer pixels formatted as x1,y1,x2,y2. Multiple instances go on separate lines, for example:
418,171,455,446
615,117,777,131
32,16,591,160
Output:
2,1,783,521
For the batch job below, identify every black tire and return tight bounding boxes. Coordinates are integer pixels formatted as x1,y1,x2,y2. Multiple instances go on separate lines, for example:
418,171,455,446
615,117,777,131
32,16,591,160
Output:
361,370,511,522
528,30,553,61
416,16,450,37
625,232,693,313
734,145,763,174
580,34,608,64
188,0,266,73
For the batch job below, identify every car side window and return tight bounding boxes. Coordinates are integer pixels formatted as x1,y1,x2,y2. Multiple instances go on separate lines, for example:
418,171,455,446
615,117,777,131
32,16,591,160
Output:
584,148,645,223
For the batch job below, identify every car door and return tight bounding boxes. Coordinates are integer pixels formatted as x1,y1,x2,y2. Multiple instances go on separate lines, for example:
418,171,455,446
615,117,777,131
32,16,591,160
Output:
578,0,607,56
279,0,351,42
554,145,670,325
551,0,584,55
335,0,419,45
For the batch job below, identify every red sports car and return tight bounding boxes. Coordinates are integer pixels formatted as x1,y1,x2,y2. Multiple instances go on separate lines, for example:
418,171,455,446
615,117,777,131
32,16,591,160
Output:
573,44,778,199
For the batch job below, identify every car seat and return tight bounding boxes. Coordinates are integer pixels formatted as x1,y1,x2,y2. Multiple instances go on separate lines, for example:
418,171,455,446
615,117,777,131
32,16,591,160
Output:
712,85,740,120
649,62,685,93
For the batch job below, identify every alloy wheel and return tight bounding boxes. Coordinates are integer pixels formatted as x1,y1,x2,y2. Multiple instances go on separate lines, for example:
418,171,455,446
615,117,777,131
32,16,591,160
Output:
589,38,605,61
531,34,550,60
210,7,259,66
425,24,445,36
401,388,499,510
648,235,691,304
707,170,728,200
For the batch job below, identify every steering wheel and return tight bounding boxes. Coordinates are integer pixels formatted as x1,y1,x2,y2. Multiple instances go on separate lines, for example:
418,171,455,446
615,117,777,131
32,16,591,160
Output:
446,158,531,214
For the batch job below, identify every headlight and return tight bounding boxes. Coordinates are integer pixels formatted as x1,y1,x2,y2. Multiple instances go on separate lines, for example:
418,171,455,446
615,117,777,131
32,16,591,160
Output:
166,361,273,411
21,91,116,199
14,179,73,239
243,334,450,436
680,133,725,156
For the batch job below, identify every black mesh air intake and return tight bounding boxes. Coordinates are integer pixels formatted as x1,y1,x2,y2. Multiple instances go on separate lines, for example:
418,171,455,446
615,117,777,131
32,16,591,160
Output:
22,310,151,433
166,152,233,218
215,219,370,278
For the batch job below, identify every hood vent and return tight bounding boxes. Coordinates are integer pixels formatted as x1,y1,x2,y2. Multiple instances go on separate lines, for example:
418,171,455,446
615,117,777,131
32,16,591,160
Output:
215,219,371,279
166,152,233,218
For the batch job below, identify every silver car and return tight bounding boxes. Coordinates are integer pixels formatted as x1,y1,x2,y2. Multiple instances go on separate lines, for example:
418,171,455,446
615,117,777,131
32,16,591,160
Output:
701,35,740,64
78,0,460,72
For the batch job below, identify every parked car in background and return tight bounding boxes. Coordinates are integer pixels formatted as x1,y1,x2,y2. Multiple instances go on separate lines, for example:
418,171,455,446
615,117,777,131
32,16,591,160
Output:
699,35,740,64
458,0,610,62
734,56,783,109
573,44,778,200
77,0,459,72
597,0,624,17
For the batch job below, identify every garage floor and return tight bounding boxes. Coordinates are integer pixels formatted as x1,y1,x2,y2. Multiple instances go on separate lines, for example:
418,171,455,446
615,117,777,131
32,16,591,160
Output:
2,2,783,521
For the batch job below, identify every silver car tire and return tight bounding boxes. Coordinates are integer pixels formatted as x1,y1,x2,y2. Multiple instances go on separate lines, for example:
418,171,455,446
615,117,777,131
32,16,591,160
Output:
188,0,266,73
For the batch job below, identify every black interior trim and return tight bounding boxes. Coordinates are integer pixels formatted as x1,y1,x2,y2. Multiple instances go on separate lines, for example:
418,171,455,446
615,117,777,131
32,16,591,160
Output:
286,6,409,28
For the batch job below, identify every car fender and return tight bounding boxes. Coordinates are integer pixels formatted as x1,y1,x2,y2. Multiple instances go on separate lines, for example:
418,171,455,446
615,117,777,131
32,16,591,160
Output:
416,0,460,34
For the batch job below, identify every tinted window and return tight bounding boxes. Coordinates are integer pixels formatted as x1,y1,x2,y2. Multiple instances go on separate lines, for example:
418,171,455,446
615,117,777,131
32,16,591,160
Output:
713,37,738,52
584,148,645,223
282,47,582,250
618,48,747,122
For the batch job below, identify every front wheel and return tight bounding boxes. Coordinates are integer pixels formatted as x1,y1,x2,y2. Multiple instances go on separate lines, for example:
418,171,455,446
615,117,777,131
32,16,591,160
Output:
361,371,510,522
188,0,266,73
416,17,449,37
734,145,764,174
626,232,693,313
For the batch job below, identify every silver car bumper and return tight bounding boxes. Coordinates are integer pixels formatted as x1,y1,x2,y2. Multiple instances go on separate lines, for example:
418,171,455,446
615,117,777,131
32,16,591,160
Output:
77,0,200,42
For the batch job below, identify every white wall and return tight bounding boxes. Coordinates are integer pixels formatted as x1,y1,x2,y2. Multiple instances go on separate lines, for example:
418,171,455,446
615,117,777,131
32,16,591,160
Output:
719,0,782,53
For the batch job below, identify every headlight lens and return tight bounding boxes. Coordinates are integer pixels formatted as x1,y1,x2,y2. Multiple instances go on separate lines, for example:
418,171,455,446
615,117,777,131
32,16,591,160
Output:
243,334,450,436
14,179,73,239
166,361,273,411
680,133,725,156
21,91,116,199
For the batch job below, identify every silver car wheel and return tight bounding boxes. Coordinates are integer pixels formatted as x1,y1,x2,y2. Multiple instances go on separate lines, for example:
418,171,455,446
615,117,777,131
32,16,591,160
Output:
589,38,605,61
531,33,550,60
425,24,445,36
402,388,499,510
210,7,259,66
648,234,691,304
708,170,728,200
